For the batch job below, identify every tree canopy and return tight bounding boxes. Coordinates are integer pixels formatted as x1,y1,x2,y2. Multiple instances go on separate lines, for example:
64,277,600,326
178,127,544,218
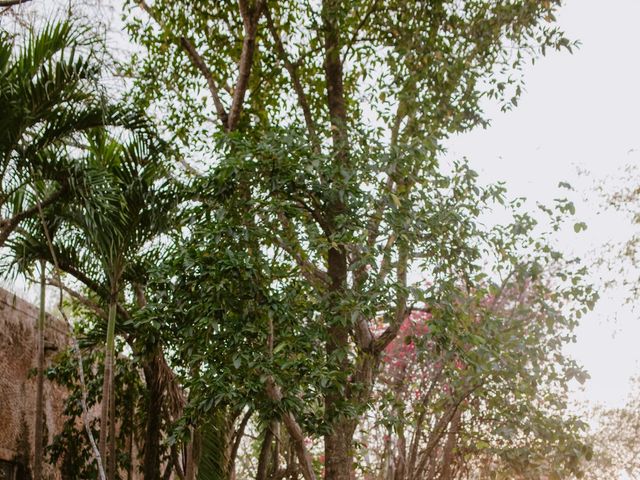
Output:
0,2,606,480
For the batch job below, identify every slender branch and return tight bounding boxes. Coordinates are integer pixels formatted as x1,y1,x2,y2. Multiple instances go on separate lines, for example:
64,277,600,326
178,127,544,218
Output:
290,195,332,237
264,304,316,480
364,100,407,254
274,212,331,287
52,260,131,321
226,408,252,476
227,0,266,131
47,277,108,319
178,37,229,127
375,232,397,285
407,365,444,478
413,384,481,479
264,5,319,150
373,242,409,354
0,0,33,6
341,0,380,62
137,0,229,128
265,379,317,480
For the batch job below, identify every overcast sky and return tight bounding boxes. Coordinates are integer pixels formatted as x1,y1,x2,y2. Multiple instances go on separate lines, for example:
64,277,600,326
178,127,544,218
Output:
446,0,640,409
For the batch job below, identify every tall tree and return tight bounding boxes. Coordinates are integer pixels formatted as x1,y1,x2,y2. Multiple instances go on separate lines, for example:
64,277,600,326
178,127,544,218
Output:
0,19,146,480
128,1,577,478
8,129,176,478
58,132,173,479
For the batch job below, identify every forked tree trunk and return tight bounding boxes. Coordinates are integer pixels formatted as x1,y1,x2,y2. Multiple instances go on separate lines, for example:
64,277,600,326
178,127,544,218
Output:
33,259,46,480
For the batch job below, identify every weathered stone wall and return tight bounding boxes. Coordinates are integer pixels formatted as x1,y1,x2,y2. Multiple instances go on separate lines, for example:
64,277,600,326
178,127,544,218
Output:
0,287,69,479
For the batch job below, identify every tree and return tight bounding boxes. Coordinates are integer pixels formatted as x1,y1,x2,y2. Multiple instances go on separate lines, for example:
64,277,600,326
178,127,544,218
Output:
582,377,640,480
127,1,577,478
361,264,592,480
7,127,176,478
51,131,174,479
0,19,145,480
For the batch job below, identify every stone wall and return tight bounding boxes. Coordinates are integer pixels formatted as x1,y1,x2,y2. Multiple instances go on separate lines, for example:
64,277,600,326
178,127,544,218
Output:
0,287,69,479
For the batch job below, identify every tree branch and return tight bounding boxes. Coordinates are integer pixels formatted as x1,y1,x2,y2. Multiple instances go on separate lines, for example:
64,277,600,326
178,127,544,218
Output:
264,5,319,150
227,0,266,131
0,0,33,6
274,212,331,287
341,0,381,63
265,379,317,480
47,277,108,319
229,408,253,473
138,1,229,128
373,242,409,354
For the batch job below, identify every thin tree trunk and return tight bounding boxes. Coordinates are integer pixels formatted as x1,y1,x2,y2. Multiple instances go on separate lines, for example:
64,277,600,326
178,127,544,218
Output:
101,298,117,479
256,421,275,480
33,259,46,480
108,366,117,479
99,356,109,469
184,426,201,480
439,409,462,480
142,349,165,479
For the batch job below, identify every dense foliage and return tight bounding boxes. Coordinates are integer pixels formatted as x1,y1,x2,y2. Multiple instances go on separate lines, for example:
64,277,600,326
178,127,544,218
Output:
0,1,607,480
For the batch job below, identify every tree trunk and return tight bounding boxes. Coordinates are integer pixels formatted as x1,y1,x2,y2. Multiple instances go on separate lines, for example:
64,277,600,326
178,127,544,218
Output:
33,260,46,480
108,368,117,479
99,353,109,471
184,426,201,480
256,420,278,480
439,409,462,480
324,419,356,480
100,298,117,479
142,349,165,479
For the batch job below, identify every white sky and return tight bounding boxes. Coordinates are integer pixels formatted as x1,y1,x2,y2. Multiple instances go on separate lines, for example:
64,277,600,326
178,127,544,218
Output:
446,0,640,409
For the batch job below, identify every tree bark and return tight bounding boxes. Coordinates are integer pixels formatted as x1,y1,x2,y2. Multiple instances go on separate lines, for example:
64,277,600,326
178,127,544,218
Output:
320,1,358,478
184,426,201,480
33,260,46,480
256,420,276,480
142,349,165,480
0,0,33,7
108,370,117,479
439,409,462,480
324,420,356,480
100,297,117,480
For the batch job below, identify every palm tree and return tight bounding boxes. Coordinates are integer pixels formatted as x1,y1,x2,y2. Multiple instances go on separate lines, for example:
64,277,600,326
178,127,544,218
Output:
5,127,175,478
50,131,173,479
0,20,144,248
0,20,148,480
